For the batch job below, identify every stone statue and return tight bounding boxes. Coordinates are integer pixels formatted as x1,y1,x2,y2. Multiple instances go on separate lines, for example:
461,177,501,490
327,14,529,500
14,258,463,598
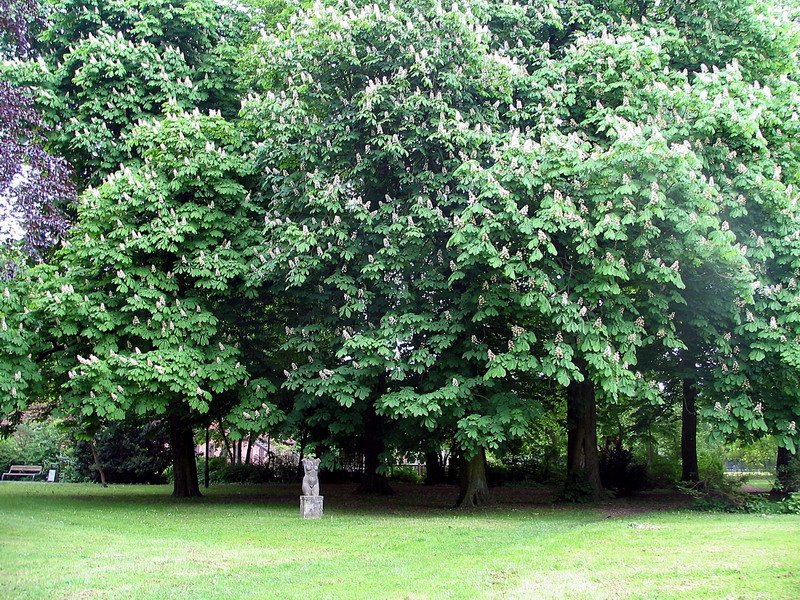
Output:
301,457,321,497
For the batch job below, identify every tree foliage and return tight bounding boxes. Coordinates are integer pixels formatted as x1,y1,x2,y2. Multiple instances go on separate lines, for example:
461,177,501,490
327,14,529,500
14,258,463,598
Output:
4,0,248,188
1,0,73,257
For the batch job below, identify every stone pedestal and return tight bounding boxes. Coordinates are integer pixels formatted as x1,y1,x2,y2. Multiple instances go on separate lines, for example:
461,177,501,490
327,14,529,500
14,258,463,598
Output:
300,495,324,519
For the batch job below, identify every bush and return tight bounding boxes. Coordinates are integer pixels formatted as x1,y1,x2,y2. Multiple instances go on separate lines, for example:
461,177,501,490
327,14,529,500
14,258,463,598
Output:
486,460,525,486
599,441,648,496
690,496,743,513
389,466,422,484
781,493,800,514
697,449,729,490
487,455,565,487
558,472,597,503
682,448,750,511
775,455,800,493
74,420,170,484
691,492,800,515
684,485,748,512
209,460,274,484
273,454,302,482
58,455,91,483
645,454,681,488
0,420,74,479
319,468,360,484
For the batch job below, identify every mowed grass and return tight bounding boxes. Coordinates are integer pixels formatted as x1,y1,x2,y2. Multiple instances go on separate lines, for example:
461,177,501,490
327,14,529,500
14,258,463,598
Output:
1,483,798,599
742,476,775,492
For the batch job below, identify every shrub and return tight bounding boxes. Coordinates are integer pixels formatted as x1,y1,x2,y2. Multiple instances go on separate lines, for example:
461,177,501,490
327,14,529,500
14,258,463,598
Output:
487,454,565,487
677,444,760,511
486,460,524,486
209,460,274,484
690,496,743,513
645,454,681,488
775,455,800,493
273,454,302,483
558,472,597,503
599,441,648,496
697,449,729,490
319,468,360,484
781,493,800,514
0,419,73,479
692,492,800,515
74,420,170,484
389,466,422,484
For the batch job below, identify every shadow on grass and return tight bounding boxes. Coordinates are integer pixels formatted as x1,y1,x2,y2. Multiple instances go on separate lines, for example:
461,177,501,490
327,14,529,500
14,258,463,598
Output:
0,481,691,520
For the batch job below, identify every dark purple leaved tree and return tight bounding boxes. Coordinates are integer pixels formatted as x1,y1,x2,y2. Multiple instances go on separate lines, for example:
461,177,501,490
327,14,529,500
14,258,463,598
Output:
1,0,73,258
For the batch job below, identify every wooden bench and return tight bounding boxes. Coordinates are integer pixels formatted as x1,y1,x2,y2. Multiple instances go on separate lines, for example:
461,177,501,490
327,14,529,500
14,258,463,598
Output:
1,465,42,481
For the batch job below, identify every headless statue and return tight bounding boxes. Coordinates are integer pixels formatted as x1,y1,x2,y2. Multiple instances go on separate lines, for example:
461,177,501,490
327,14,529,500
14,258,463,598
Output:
301,457,320,496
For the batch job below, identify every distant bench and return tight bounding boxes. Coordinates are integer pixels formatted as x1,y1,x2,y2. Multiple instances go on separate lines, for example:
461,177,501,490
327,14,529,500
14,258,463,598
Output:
1,465,42,481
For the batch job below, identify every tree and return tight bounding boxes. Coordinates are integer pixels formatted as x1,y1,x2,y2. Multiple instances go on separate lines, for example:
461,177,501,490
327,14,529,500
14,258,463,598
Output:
244,0,800,504
5,0,247,189
461,0,800,496
72,418,171,484
19,112,278,496
5,0,799,507
775,446,799,494
615,0,800,485
1,0,73,258
243,0,546,504
636,0,800,465
0,0,293,497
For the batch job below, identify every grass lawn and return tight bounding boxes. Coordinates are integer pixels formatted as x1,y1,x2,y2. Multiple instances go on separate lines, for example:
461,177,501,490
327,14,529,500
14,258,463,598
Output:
741,476,775,492
1,482,798,599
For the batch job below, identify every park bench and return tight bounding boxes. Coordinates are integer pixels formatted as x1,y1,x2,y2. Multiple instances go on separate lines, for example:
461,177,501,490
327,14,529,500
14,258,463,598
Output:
1,465,42,481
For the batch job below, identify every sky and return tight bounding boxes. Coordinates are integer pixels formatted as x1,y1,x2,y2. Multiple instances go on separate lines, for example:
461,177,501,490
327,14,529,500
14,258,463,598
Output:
0,167,28,244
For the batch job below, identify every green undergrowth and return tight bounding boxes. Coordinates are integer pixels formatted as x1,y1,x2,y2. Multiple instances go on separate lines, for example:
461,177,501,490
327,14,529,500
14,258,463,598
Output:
1,483,798,599
692,492,800,515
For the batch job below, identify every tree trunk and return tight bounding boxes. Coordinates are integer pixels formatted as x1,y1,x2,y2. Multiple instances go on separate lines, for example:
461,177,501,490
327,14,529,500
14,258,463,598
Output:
455,447,490,508
204,427,210,489
775,446,796,494
90,440,107,486
681,378,700,483
245,432,255,465
447,441,461,483
424,450,446,485
566,375,602,499
296,431,306,481
169,410,201,498
356,395,393,495
217,419,234,463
